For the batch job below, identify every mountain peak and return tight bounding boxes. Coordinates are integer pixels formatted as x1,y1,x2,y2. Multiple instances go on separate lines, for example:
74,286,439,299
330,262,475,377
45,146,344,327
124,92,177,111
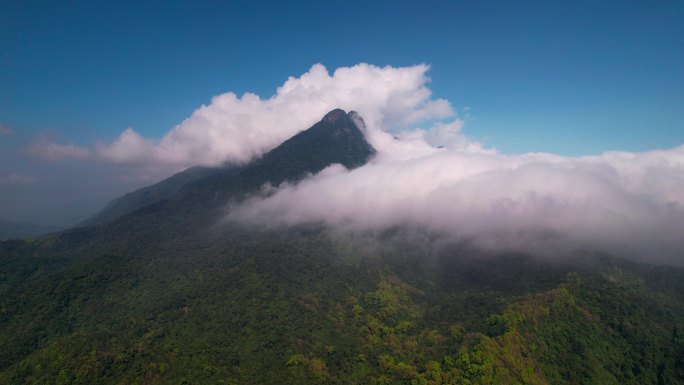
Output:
80,109,375,228
322,108,347,123
347,110,366,130
260,108,375,171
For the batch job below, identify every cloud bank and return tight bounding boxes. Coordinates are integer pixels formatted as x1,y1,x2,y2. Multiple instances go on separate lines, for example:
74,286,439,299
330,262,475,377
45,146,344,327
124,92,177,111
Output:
215,75,684,264
24,63,458,167
18,63,684,263
228,125,684,264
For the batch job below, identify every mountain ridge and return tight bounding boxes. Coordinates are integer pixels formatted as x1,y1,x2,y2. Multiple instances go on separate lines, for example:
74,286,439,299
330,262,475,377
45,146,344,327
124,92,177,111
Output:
78,166,221,227
79,108,374,230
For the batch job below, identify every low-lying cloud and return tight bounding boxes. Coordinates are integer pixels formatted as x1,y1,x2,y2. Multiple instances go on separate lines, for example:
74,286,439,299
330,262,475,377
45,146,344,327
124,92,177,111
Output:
15,62,684,263
229,135,684,264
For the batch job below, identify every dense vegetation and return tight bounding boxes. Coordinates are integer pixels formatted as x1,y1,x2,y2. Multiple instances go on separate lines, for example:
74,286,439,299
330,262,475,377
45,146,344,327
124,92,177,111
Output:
1,229,683,384
1,109,682,384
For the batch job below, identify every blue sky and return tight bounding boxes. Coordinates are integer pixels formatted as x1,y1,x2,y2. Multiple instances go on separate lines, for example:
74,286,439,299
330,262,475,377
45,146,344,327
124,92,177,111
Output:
1,0,683,224
3,0,683,153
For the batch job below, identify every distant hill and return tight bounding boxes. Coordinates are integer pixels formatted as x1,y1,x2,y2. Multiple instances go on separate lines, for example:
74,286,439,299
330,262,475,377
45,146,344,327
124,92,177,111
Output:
79,165,220,227
0,218,60,240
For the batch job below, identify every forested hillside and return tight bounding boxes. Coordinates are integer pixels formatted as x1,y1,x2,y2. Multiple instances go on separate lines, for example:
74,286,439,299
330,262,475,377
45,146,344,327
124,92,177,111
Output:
1,228,683,384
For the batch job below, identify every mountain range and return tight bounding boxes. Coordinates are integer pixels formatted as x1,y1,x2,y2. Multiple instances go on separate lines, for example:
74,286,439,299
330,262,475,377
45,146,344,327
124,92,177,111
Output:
1,109,683,385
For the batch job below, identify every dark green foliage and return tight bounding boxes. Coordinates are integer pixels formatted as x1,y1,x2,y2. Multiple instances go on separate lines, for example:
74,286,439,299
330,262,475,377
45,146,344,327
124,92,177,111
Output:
2,229,683,384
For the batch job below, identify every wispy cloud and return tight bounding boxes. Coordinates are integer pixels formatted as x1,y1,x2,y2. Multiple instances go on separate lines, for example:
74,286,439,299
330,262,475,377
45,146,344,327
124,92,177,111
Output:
20,135,93,161
0,123,14,136
0,174,36,186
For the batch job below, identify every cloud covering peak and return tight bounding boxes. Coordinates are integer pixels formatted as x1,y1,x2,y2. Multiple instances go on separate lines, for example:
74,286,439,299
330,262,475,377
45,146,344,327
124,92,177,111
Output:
17,62,684,264
25,63,459,167
228,141,684,264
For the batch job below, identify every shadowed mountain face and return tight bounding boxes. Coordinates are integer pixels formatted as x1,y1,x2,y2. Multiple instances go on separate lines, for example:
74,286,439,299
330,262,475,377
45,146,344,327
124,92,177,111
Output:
168,109,375,215
80,108,374,231
50,109,373,251
78,166,220,227
1,109,683,385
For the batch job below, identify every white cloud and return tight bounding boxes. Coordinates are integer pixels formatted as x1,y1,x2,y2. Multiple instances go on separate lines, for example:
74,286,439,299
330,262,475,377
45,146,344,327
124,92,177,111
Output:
94,127,155,164
14,62,684,263
228,142,684,264
24,63,459,167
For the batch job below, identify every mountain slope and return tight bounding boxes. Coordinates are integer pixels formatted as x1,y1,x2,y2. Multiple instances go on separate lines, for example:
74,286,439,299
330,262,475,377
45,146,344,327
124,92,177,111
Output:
81,109,374,228
1,231,683,385
78,109,373,236
0,109,682,385
79,166,220,227
170,108,375,210
0,218,60,240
